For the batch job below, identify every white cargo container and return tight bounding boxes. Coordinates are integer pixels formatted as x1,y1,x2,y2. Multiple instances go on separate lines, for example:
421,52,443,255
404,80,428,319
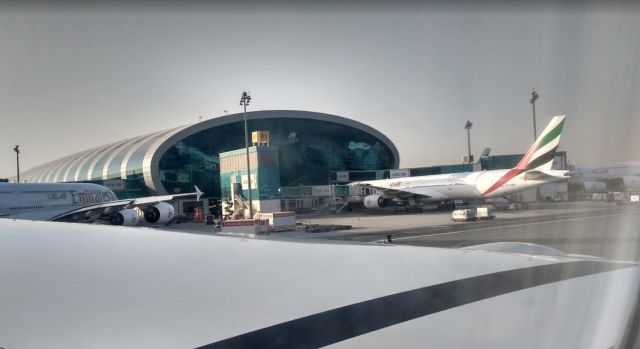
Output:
452,207,495,222
256,211,296,232
475,207,495,220
452,209,476,222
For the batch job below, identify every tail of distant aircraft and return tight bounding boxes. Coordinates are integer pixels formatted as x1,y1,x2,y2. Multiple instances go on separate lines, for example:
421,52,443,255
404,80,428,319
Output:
515,115,566,171
481,115,566,196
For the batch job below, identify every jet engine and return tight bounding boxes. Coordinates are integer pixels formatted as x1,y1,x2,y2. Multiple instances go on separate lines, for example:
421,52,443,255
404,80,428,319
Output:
143,202,176,225
363,194,388,209
622,176,640,189
109,209,140,226
583,181,607,193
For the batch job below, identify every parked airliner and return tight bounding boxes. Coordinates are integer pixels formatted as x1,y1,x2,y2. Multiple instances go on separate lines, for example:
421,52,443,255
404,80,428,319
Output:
569,161,640,192
351,115,568,209
0,182,202,225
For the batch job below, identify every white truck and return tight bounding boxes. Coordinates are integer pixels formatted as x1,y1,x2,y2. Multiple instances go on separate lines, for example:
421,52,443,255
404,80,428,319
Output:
452,207,495,222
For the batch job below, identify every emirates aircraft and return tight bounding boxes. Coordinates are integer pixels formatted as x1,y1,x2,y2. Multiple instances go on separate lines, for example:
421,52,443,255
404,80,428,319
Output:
569,161,640,192
352,115,568,209
0,182,202,225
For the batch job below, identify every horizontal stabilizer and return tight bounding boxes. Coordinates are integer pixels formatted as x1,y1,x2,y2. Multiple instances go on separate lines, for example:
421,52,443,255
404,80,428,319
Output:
524,169,569,181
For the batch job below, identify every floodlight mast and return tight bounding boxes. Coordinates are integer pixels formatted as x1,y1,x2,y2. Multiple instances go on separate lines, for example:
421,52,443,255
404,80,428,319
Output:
530,89,540,202
13,145,20,183
530,89,539,140
465,121,473,163
240,92,254,218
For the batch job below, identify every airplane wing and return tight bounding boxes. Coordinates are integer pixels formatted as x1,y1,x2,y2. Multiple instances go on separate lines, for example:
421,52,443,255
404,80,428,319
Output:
130,185,204,205
0,219,637,348
368,186,419,199
525,169,570,181
351,182,447,200
49,186,203,223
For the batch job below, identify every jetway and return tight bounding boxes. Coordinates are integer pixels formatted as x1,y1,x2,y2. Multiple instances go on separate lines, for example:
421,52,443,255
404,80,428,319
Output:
279,185,362,214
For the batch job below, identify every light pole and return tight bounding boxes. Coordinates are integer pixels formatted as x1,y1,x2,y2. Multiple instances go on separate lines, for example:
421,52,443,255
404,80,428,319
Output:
530,89,539,140
465,120,472,163
530,90,540,202
240,91,254,218
13,145,20,183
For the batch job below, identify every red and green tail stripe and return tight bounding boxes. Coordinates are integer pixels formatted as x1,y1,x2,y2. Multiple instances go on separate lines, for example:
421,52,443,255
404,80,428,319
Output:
482,116,565,195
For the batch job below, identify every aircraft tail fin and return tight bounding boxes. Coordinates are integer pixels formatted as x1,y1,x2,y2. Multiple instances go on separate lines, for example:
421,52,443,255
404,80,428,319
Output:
514,115,566,171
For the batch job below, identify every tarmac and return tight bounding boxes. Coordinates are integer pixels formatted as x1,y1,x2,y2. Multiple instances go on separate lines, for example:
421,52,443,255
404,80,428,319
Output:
161,201,640,261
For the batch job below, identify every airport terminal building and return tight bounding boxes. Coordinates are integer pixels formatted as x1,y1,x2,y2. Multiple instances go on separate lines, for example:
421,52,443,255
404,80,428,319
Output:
17,110,399,199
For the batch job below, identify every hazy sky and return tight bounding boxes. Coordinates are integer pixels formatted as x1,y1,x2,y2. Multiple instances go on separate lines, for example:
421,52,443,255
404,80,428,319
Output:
1,2,638,178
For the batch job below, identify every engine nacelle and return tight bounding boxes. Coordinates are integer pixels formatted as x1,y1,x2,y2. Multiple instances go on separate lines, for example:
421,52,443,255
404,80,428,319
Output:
622,176,640,189
583,181,607,193
109,209,140,226
363,194,388,209
143,202,176,225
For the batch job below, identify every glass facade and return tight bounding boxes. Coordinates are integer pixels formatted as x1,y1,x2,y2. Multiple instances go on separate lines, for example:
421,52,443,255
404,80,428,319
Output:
279,185,350,198
159,118,395,198
125,128,180,179
47,155,74,182
409,164,474,176
105,138,147,179
61,151,92,182
71,149,104,181
480,151,567,171
17,113,398,199
480,154,522,170
219,146,281,201
87,141,130,180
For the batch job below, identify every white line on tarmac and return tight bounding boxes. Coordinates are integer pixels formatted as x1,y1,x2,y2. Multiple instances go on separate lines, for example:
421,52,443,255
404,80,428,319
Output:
368,211,636,243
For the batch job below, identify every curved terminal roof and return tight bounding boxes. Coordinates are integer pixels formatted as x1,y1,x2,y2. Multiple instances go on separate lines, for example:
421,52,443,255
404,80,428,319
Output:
19,110,399,195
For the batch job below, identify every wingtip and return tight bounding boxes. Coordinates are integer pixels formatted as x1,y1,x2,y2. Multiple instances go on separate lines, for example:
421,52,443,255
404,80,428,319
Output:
194,185,204,201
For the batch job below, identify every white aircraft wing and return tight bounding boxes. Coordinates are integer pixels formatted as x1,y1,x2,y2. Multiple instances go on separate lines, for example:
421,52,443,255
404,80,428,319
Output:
49,199,138,222
131,185,204,205
50,186,203,223
5,208,77,221
524,169,570,181
352,182,447,200
0,219,637,349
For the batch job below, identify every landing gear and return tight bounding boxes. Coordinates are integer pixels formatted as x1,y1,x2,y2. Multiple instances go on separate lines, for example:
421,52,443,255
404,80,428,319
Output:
502,197,529,210
404,206,423,213
437,202,456,211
